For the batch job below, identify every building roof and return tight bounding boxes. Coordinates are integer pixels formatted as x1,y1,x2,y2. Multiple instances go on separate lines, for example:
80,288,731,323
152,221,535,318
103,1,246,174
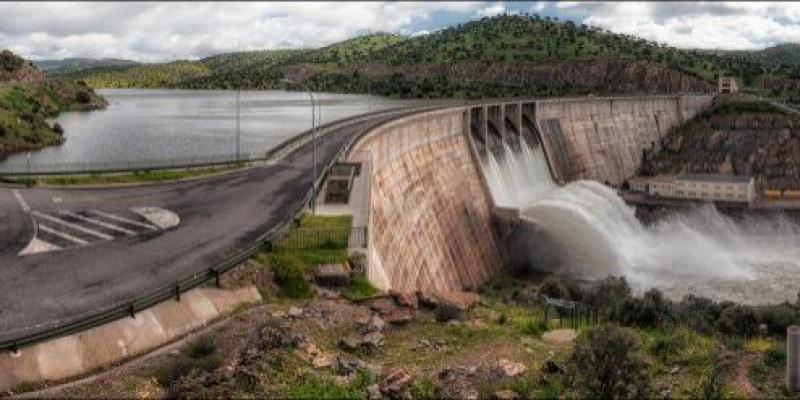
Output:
677,174,751,183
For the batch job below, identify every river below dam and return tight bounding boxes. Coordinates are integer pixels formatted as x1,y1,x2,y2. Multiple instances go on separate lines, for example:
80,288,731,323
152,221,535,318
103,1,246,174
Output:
484,137,800,305
0,89,428,172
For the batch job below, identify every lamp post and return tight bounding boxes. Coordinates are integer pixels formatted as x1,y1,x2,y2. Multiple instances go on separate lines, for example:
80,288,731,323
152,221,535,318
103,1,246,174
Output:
280,78,318,214
236,89,241,161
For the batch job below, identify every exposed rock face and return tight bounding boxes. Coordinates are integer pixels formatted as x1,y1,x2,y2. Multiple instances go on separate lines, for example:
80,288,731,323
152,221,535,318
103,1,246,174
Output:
646,108,800,187
0,50,44,83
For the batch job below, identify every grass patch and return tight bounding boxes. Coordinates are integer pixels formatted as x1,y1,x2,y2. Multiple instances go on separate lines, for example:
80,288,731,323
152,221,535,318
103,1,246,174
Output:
262,214,353,299
283,368,372,399
343,274,379,301
6,164,245,187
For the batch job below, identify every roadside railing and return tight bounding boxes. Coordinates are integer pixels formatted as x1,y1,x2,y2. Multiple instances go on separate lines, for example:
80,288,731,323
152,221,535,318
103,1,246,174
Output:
0,105,434,351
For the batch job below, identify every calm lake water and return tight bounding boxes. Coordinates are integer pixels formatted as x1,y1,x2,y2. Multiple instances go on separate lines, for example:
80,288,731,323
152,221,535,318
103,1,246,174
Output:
0,89,428,172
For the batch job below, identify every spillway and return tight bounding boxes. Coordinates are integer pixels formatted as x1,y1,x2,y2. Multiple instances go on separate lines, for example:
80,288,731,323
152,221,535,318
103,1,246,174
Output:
483,138,800,304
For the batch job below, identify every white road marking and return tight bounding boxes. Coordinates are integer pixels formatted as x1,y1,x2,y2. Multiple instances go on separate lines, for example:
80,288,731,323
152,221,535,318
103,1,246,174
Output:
31,211,113,240
131,207,180,229
38,224,90,245
87,210,159,231
11,190,31,213
18,237,62,255
52,197,62,204
61,211,136,236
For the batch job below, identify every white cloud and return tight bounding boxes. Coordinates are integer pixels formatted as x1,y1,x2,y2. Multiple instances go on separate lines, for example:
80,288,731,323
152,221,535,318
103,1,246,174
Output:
0,2,489,62
555,2,800,50
477,2,506,18
0,2,797,61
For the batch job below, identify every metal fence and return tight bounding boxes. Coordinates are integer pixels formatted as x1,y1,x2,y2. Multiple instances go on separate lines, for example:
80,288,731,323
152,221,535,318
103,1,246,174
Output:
272,226,367,251
542,295,601,330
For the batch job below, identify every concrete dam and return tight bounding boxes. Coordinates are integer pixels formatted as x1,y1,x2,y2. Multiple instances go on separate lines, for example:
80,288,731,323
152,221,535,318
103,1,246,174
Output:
346,94,720,293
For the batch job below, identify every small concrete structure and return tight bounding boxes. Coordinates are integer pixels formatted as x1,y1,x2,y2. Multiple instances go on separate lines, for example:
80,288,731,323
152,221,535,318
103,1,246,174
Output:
314,262,351,287
788,325,800,391
719,77,738,94
628,174,755,204
0,285,260,391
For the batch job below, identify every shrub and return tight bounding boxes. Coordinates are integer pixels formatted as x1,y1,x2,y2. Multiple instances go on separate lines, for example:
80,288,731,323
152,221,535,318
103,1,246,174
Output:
764,345,787,366
619,288,673,328
342,274,379,301
434,302,463,322
570,324,650,399
270,254,311,299
75,90,92,103
584,276,633,321
649,330,686,361
155,335,222,387
538,277,570,300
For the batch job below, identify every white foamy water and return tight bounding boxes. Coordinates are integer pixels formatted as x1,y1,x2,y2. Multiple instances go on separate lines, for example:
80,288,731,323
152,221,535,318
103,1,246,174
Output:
483,139,800,304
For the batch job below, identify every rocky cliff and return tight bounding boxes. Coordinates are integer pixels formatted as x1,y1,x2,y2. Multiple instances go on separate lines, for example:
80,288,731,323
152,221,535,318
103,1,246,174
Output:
643,97,800,187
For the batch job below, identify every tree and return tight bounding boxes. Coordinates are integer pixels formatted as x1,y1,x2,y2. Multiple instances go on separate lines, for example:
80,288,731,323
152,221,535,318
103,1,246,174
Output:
571,324,650,399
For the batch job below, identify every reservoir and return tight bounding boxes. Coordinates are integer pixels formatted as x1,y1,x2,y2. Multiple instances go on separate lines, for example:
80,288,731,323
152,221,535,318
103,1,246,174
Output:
0,89,427,172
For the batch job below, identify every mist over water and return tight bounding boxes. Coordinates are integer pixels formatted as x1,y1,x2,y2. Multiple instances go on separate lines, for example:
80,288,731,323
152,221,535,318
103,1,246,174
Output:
483,139,800,304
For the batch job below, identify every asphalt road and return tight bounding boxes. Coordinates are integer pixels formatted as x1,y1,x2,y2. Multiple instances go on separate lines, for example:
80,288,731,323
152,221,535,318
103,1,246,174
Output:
0,108,414,342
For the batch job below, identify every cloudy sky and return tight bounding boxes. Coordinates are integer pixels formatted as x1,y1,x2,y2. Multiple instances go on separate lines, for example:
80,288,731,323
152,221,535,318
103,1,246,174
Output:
1,2,798,62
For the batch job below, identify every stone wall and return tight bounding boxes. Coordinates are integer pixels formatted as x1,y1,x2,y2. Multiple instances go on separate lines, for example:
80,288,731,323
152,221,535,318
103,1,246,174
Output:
535,95,714,185
348,109,503,292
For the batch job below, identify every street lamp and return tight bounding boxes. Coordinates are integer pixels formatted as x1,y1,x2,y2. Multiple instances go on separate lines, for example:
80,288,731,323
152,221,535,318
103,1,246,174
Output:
280,78,318,214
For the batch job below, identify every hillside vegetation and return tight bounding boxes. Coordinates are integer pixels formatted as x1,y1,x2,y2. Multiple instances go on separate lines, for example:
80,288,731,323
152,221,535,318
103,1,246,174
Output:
0,50,106,158
57,15,799,100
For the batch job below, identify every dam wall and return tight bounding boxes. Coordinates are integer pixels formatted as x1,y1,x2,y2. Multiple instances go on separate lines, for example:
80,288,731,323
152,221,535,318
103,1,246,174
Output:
347,108,504,292
534,94,713,184
346,94,713,292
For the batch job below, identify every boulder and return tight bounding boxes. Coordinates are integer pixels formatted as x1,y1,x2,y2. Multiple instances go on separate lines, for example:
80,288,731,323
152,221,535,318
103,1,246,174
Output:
494,390,519,400
367,314,385,332
339,335,362,352
370,297,397,316
288,306,304,318
379,368,413,400
363,332,385,348
495,359,526,377
312,355,334,368
389,290,419,309
314,263,350,287
367,384,383,400
385,310,414,326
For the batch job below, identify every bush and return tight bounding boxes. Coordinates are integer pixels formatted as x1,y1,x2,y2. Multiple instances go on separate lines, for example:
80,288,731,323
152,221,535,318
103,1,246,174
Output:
649,331,686,361
270,254,311,299
538,277,571,300
434,302,463,322
764,345,787,366
570,324,650,399
619,288,673,328
342,274,379,301
584,276,633,321
155,335,222,387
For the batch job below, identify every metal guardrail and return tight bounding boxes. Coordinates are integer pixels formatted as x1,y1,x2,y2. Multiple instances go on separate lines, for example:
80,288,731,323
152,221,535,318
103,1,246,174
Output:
0,105,435,352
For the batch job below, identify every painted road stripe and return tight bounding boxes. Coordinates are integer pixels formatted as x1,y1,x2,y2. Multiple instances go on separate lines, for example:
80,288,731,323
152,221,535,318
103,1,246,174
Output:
31,211,113,240
11,190,31,213
87,210,159,231
61,211,136,236
38,224,90,245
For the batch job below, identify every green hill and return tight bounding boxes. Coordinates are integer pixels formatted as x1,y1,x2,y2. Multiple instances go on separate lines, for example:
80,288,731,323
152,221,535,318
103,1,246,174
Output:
60,15,798,99
33,58,139,74
0,50,106,158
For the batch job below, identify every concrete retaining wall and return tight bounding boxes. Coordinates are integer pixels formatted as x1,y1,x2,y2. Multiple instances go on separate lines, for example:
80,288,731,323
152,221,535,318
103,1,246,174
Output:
0,286,260,391
348,108,503,292
535,95,713,184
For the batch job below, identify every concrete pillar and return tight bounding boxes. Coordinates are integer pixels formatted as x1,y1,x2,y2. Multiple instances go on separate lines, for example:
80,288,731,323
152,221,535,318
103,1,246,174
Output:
788,325,800,391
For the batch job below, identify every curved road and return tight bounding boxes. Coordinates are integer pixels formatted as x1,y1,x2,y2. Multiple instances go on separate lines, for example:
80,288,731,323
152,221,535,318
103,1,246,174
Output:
0,108,419,343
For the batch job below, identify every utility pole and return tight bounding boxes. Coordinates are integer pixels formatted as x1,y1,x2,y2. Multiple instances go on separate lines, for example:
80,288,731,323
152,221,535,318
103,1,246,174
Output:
236,89,241,161
279,78,319,214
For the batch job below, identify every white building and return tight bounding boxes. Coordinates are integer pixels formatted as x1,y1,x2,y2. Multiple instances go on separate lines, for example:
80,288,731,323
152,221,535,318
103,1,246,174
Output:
628,174,756,204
